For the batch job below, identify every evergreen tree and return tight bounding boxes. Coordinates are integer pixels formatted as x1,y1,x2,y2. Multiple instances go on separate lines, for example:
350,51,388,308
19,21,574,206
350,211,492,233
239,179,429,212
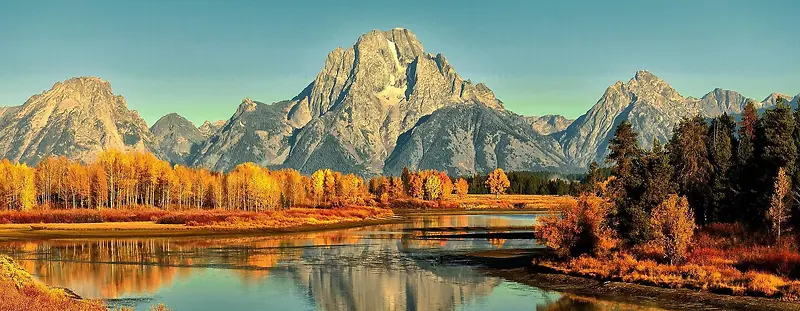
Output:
707,113,737,222
605,121,646,242
669,116,711,225
735,101,760,224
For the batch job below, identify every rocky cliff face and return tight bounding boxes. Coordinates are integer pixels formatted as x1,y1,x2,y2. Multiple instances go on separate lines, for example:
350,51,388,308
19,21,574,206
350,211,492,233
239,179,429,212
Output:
150,113,207,166
0,77,159,165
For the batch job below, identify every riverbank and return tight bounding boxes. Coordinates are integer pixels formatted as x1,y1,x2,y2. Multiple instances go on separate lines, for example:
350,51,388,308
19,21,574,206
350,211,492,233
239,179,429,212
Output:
491,267,800,311
458,248,800,310
0,216,404,240
0,254,107,311
0,206,398,239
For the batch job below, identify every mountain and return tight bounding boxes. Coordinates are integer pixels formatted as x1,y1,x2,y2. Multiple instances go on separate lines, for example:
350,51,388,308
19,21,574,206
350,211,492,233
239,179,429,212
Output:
526,115,574,135
383,103,569,176
192,98,297,170
150,113,207,166
196,28,504,174
198,120,224,137
4,29,797,175
0,77,159,165
557,71,794,166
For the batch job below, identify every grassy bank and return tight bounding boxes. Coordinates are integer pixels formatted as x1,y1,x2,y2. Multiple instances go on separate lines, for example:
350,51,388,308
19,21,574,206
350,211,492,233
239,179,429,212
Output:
0,255,172,311
0,206,395,239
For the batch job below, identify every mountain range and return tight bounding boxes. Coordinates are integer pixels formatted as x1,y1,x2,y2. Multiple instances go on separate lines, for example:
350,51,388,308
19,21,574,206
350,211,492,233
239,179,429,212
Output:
0,28,797,176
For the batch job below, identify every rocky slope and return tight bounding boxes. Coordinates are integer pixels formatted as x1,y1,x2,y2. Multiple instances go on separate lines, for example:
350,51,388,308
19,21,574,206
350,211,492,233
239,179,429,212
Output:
0,77,159,165
384,102,569,176
192,98,297,171
150,113,207,166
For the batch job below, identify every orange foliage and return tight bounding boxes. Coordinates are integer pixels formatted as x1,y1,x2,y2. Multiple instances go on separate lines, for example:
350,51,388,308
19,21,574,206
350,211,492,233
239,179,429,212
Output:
650,194,695,264
485,168,510,198
535,193,617,257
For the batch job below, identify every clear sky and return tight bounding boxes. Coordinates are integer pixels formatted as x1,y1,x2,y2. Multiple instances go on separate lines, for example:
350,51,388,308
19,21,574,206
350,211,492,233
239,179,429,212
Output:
0,0,797,125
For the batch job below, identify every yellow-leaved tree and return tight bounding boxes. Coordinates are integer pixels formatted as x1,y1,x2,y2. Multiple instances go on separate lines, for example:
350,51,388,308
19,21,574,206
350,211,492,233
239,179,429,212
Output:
424,174,442,200
768,167,791,244
485,168,510,198
651,194,695,264
454,178,469,198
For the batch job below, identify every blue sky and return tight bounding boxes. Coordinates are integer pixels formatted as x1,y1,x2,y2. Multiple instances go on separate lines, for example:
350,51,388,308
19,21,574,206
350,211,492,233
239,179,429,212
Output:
0,0,797,124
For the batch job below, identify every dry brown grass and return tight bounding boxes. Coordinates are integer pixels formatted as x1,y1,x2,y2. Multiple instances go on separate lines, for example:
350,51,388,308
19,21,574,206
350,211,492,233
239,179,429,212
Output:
0,206,392,228
449,194,576,210
536,223,800,301
0,255,173,311
0,255,107,311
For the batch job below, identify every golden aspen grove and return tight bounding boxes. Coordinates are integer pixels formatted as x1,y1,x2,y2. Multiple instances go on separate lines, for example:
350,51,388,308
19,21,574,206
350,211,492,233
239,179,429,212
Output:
0,149,536,218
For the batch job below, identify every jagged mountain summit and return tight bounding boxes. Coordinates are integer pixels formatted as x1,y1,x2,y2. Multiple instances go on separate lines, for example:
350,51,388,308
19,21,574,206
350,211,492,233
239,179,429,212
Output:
193,28,505,174
0,77,159,165
198,120,225,137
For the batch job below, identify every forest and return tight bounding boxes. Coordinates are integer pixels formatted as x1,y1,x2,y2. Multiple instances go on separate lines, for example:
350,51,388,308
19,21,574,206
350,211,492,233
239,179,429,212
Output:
536,98,800,299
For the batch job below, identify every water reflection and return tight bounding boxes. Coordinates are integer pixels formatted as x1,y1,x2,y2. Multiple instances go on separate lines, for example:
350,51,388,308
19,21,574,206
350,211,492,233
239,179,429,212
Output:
0,214,663,311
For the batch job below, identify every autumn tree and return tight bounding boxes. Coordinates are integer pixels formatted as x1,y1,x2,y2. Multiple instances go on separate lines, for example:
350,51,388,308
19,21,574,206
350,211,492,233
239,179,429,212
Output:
651,194,695,264
454,178,469,198
485,168,510,198
424,174,442,200
535,193,617,257
310,169,325,206
768,167,792,243
408,173,423,199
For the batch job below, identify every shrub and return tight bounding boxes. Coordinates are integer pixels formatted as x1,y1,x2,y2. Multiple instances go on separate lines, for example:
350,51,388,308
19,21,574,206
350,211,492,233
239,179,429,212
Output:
535,193,617,257
651,195,695,264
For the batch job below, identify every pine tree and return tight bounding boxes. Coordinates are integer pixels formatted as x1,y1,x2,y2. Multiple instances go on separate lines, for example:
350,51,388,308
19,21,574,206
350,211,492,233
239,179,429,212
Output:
707,113,737,222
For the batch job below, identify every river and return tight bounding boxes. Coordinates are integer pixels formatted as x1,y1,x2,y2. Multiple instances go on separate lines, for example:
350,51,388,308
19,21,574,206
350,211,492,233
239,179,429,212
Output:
0,213,664,310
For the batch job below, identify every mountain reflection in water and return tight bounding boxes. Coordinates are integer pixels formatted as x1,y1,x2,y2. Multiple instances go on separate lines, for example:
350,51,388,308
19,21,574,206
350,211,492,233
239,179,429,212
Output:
0,214,663,311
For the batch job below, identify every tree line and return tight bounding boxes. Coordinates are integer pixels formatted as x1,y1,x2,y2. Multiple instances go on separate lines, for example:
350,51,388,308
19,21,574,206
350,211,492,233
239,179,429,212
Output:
0,150,517,211
464,171,584,196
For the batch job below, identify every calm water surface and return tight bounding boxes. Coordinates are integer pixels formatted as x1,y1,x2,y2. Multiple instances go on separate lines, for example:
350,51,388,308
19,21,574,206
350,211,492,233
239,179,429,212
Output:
0,214,663,311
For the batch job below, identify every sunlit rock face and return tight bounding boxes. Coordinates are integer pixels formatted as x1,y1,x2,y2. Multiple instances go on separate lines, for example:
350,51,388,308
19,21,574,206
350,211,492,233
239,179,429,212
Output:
0,77,160,165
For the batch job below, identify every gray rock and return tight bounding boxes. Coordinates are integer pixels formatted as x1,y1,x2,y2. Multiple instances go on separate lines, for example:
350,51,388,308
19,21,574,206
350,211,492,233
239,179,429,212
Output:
150,113,206,166
384,102,570,176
